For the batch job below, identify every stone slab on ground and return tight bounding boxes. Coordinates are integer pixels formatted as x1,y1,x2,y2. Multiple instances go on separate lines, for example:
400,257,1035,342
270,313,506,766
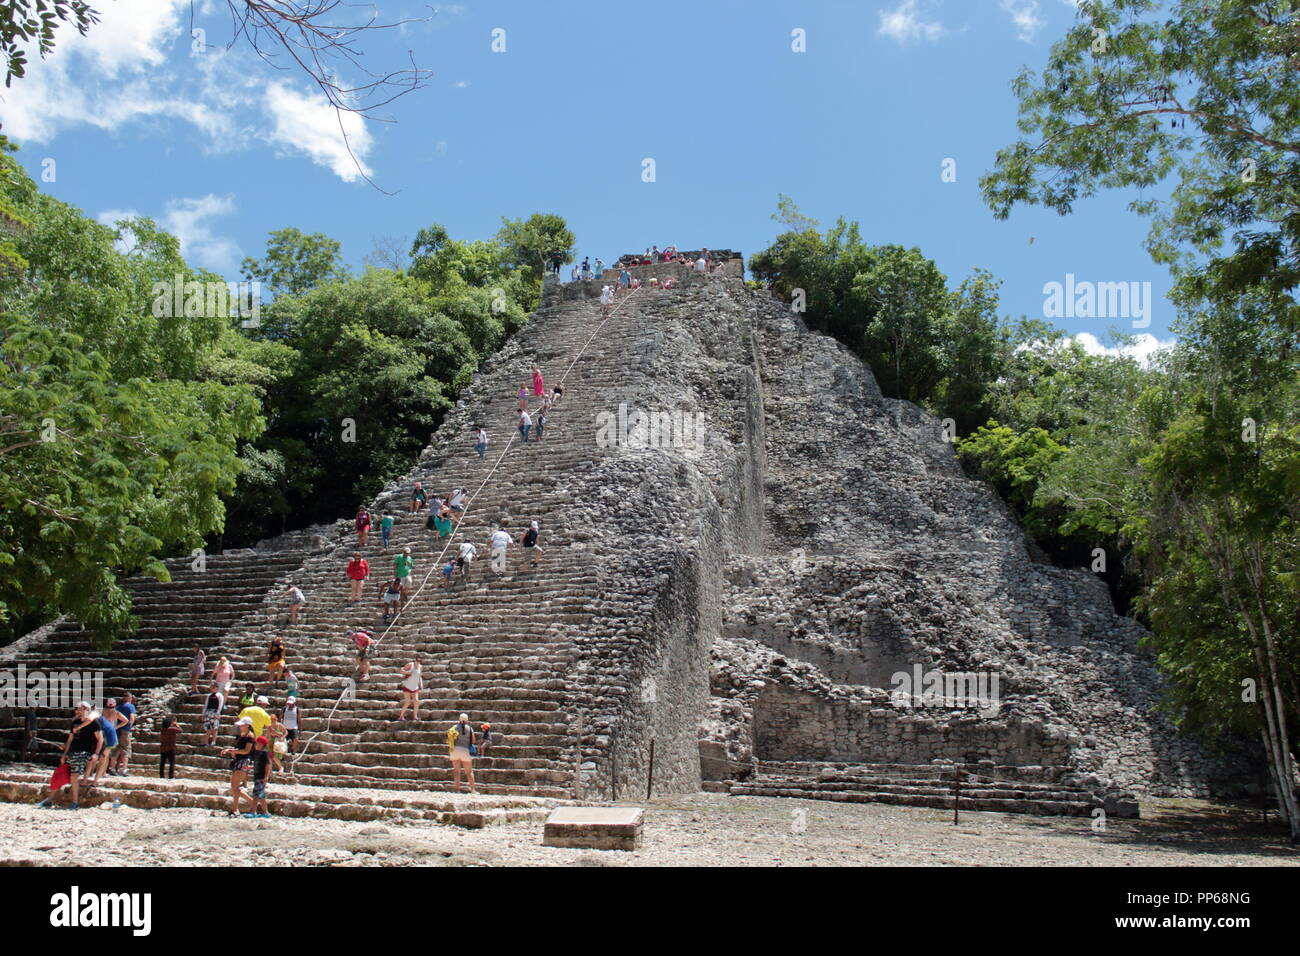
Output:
543,805,643,850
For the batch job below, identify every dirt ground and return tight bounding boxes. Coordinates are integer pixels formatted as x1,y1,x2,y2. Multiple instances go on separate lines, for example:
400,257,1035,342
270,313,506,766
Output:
0,791,1295,866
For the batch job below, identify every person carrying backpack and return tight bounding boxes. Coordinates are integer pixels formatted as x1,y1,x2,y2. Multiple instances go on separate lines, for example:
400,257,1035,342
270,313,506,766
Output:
518,520,544,572
447,713,476,792
455,541,477,585
201,686,225,745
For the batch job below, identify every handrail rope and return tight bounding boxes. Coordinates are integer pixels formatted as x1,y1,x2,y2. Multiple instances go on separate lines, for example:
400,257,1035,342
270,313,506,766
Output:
291,283,645,768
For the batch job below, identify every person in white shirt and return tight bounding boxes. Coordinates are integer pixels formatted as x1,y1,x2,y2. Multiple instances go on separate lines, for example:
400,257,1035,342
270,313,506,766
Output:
284,585,306,625
457,540,477,583
398,657,422,721
519,409,532,442
489,526,512,575
695,256,707,272
282,697,301,754
449,488,468,513
473,424,488,460
599,284,614,320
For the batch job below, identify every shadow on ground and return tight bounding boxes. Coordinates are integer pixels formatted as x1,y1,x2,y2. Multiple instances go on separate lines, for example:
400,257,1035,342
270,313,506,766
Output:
1011,797,1299,860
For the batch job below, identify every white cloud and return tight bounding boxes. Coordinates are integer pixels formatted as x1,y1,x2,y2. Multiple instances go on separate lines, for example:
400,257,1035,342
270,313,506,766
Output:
0,0,192,142
264,81,374,182
161,194,240,271
878,0,946,45
97,195,240,273
96,208,140,227
453,80,469,88
1072,332,1176,366
0,0,376,182
1000,0,1046,42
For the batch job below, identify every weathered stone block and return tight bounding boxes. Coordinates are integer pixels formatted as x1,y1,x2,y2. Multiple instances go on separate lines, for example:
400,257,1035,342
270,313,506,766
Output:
542,806,643,851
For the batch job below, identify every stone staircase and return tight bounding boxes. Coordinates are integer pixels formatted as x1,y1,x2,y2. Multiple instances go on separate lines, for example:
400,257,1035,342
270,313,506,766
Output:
4,270,730,808
719,760,1139,817
0,766,566,828
130,291,652,798
0,550,311,760
4,256,1207,823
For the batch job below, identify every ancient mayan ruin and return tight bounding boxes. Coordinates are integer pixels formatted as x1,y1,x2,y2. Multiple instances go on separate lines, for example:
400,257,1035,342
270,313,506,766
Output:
1,255,1248,828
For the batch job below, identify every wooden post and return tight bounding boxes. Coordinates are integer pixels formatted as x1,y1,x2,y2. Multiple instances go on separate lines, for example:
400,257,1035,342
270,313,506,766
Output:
611,739,618,802
573,714,583,799
646,739,656,799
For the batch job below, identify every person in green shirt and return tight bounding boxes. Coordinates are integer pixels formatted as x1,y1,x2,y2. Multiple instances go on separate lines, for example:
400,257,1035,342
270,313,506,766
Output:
394,547,414,601
380,511,395,551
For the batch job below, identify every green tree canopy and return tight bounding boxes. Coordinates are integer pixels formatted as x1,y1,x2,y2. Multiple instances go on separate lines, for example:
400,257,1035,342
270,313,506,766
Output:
241,227,348,299
0,140,262,646
981,0,1300,333
495,212,574,280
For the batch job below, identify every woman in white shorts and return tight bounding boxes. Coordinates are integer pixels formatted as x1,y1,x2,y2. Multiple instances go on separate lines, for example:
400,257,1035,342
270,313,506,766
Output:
398,656,423,721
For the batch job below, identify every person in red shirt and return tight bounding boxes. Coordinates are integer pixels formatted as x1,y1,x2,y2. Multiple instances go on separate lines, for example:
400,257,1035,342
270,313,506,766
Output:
352,630,376,681
346,552,369,604
355,506,372,547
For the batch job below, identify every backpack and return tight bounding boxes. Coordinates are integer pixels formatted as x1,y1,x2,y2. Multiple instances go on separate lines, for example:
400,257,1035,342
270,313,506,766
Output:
524,528,538,547
446,726,459,752
425,513,438,530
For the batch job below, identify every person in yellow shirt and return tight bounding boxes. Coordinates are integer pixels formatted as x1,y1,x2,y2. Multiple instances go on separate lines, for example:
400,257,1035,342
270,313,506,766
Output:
237,695,273,739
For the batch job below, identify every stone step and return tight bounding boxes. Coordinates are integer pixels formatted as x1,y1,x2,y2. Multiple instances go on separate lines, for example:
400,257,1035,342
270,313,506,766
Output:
729,781,1099,816
0,770,572,826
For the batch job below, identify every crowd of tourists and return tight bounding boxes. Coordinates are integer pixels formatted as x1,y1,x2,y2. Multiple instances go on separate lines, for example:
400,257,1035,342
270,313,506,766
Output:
30,249,658,812
551,247,727,284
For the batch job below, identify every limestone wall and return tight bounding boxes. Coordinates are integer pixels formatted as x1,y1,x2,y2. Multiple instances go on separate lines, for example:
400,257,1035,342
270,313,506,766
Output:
753,685,1074,767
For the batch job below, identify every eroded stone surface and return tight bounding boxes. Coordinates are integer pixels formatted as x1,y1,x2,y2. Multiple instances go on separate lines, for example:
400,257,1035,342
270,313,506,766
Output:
2,261,1246,825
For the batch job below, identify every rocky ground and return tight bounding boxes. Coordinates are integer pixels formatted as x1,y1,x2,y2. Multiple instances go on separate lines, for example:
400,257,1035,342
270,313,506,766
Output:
0,791,1294,867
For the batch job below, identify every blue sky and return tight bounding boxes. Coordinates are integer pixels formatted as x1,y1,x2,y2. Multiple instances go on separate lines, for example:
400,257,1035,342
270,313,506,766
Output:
0,0,1175,355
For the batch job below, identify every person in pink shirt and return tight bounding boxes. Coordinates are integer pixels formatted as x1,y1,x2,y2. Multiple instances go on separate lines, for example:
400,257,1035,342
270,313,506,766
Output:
212,658,234,701
531,366,545,398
